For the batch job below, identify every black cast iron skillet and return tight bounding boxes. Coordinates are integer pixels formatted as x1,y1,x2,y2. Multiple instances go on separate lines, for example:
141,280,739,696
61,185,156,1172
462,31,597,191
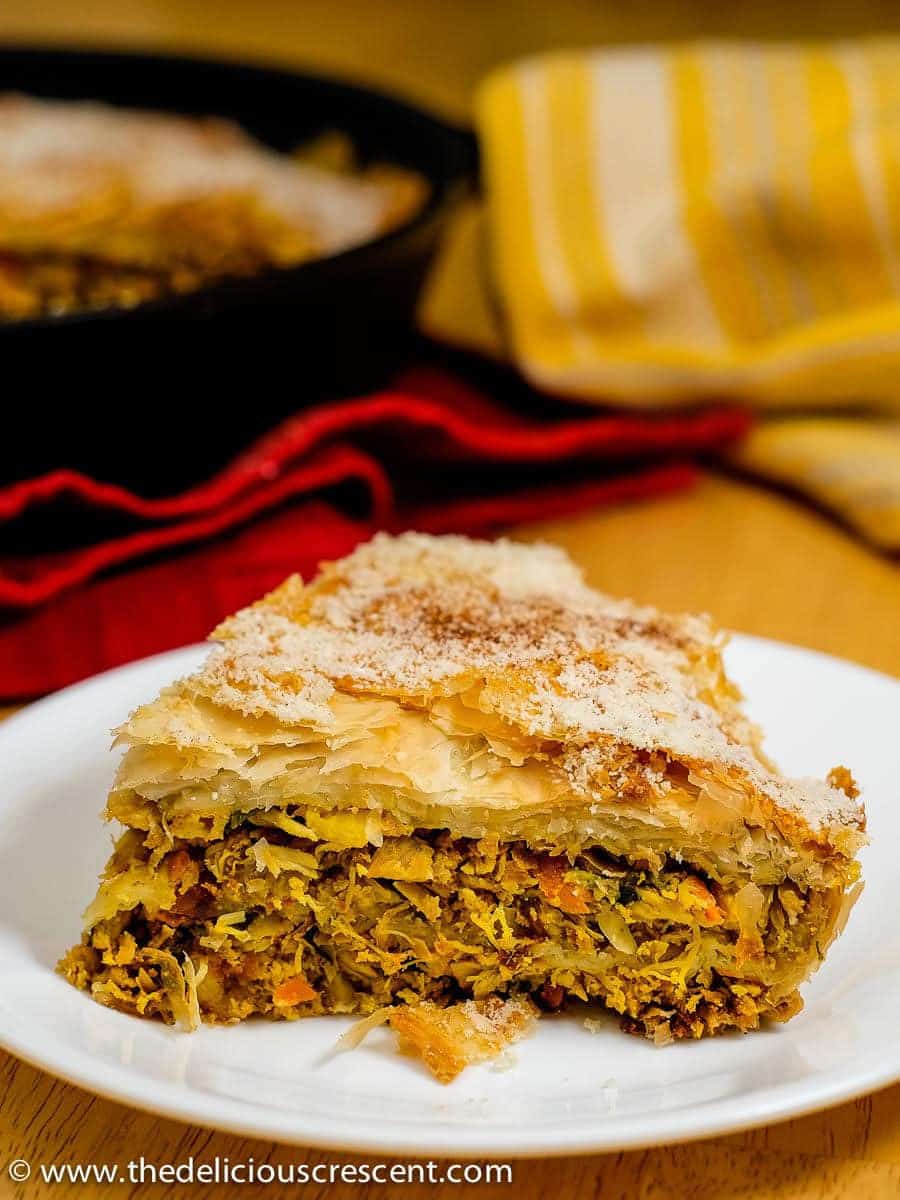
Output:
0,48,476,491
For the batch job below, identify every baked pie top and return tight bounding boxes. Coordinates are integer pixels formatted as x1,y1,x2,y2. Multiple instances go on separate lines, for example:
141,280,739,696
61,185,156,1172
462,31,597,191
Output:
116,533,865,879
0,94,406,261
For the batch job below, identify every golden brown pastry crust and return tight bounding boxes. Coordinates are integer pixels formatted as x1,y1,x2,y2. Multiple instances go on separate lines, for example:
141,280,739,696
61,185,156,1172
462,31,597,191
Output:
118,533,863,876
0,94,425,317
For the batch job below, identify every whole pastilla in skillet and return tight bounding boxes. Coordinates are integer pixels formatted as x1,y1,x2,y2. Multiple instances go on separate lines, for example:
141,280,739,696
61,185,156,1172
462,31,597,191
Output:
60,534,865,1082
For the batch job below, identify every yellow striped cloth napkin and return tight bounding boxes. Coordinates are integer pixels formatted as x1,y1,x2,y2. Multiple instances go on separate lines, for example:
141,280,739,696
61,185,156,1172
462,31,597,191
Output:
420,40,900,548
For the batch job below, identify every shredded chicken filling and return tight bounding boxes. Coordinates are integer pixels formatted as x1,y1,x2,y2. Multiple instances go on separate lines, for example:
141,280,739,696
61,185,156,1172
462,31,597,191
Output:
60,813,844,1042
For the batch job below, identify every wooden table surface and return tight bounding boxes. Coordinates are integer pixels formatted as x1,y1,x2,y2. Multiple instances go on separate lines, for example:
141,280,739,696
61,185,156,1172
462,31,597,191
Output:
1,3,900,1197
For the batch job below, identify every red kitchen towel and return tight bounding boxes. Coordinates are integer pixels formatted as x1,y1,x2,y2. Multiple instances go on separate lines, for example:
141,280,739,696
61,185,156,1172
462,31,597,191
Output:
0,368,750,698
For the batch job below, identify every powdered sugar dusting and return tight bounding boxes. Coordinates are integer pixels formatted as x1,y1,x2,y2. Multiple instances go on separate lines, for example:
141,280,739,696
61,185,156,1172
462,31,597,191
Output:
182,532,862,839
0,94,394,252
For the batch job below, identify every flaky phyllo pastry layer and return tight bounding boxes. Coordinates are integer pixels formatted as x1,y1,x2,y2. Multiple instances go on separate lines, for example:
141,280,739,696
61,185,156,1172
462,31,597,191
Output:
0,95,425,320
60,533,865,1081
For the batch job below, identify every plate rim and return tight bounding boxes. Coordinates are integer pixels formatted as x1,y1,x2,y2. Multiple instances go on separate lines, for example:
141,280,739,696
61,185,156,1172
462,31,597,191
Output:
1,634,898,1157
1,1018,898,1159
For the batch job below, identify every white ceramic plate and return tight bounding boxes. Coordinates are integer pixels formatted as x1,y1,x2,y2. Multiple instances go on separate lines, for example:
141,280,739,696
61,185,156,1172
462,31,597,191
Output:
0,636,897,1157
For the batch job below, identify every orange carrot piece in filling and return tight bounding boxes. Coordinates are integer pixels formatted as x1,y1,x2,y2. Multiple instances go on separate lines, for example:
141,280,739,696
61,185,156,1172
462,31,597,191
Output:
273,977,318,1006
